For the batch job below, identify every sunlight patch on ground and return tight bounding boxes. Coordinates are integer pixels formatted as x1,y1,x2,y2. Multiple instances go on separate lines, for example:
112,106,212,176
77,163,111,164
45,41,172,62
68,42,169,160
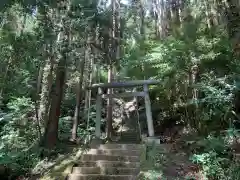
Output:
138,170,163,180
39,148,83,180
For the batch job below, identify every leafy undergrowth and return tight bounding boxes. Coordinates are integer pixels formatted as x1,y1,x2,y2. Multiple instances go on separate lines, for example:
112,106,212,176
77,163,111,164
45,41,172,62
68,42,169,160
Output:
139,143,204,180
139,129,240,180
0,141,88,180
0,97,92,179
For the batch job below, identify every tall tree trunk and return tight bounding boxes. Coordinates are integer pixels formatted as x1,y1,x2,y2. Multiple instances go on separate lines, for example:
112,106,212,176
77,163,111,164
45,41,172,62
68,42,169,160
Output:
43,56,67,148
225,0,240,55
152,0,159,38
94,24,100,83
224,0,240,135
83,34,92,116
204,0,214,29
187,64,199,130
41,1,71,148
20,12,27,35
71,49,85,141
37,4,55,127
211,0,220,26
133,0,145,39
139,0,145,39
38,54,54,126
153,0,169,38
106,0,118,140
86,55,94,129
115,0,121,70
170,0,180,26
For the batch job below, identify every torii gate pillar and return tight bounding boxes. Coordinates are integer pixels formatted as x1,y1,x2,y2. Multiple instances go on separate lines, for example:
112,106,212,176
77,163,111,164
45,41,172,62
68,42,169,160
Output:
143,84,155,137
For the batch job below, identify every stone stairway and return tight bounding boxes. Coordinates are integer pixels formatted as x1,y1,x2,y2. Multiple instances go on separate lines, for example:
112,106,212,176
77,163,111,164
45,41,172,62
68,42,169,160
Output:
117,131,141,143
67,143,143,180
117,114,141,144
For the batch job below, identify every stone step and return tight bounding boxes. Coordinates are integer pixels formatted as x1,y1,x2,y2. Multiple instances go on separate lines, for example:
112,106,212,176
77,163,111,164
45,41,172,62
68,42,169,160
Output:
81,154,139,162
117,140,141,144
120,135,139,137
76,161,140,168
67,174,136,180
116,132,139,136
120,135,139,139
92,143,143,150
149,144,173,153
119,136,140,140
86,149,141,156
72,167,140,175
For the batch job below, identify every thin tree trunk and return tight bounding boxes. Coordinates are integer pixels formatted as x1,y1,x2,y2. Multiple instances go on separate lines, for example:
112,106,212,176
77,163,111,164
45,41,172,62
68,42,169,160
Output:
86,55,94,129
94,24,100,83
152,0,159,38
191,65,199,129
37,66,44,95
20,13,27,35
106,64,113,140
34,66,44,138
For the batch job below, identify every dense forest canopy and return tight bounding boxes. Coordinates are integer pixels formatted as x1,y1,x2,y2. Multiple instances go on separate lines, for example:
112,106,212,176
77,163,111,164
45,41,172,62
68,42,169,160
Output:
1,0,240,179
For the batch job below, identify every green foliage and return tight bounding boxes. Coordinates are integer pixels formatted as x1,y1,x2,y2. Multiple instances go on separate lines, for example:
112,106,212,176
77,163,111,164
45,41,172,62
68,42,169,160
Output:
122,16,238,133
190,134,240,180
191,151,226,179
121,8,240,178
58,104,100,141
0,97,39,176
145,143,164,170
228,163,240,180
196,76,235,132
140,143,165,180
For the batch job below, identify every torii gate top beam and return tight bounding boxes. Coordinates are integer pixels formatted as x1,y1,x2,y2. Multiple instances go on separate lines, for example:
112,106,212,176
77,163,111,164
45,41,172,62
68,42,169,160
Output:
89,79,161,89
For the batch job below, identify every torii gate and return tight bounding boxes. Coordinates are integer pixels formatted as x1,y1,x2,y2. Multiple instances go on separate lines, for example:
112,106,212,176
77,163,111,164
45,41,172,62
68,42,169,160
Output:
89,80,160,139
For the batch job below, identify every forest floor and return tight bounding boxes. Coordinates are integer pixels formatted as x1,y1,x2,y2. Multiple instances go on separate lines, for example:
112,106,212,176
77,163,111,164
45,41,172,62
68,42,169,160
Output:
139,148,204,179
139,132,206,180
140,144,205,180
